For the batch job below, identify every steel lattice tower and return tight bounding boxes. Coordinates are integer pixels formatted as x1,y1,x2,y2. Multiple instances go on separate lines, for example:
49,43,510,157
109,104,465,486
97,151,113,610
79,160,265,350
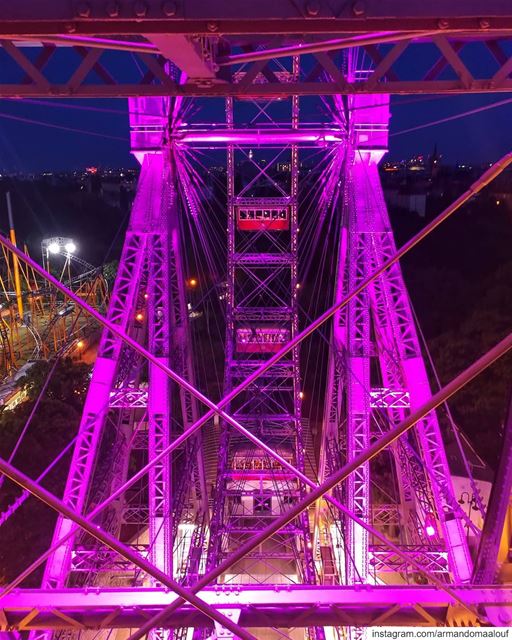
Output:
12,55,510,639
318,93,472,594
33,130,208,638
206,85,318,603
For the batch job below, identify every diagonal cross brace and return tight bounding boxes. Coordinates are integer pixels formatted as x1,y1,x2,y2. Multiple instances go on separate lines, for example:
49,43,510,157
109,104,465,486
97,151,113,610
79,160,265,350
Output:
0,154,508,497
0,152,510,633
0,456,257,639
126,329,512,639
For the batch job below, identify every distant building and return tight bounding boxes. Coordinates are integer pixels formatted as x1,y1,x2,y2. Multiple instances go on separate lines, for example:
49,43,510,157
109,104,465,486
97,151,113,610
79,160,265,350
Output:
384,187,427,217
428,144,442,179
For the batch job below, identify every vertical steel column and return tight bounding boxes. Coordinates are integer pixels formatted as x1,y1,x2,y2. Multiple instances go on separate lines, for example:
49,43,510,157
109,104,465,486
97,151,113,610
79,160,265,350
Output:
366,162,442,549
358,157,472,583
166,154,209,581
147,153,173,593
206,96,234,575
207,63,319,600
321,83,471,590
131,95,208,586
291,62,316,586
473,391,512,626
40,156,160,591
344,156,372,585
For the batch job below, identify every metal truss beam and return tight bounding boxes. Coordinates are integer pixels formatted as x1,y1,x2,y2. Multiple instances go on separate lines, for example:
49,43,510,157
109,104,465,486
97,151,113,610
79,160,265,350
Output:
473,390,512,585
1,155,511,639
0,155,509,594
2,2,512,35
206,83,318,591
0,446,257,640
40,159,155,590
3,34,512,97
175,129,344,145
97,328,512,640
2,586,512,631
0,329,509,640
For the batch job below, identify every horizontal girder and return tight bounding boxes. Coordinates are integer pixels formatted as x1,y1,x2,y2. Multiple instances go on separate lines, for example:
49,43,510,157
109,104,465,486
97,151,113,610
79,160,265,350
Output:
2,2,512,35
2,586,511,630
2,32,512,96
2,77,512,98
174,129,344,145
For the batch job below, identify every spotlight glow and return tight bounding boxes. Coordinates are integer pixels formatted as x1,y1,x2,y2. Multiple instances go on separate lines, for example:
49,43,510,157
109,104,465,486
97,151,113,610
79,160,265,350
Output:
64,242,77,254
48,242,60,254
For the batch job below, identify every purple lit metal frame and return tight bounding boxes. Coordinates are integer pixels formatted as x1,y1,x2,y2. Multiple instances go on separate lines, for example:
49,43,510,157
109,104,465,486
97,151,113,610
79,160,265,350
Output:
344,150,472,584
206,64,317,605
2,27,512,97
314,87,471,617
0,147,511,636
1,80,512,639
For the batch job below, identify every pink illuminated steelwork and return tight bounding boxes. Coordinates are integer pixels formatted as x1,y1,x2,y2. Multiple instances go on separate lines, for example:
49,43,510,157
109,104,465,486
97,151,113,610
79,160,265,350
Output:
34,133,207,640
40,159,157,594
2,143,511,637
4,35,511,640
314,87,473,603
206,75,318,612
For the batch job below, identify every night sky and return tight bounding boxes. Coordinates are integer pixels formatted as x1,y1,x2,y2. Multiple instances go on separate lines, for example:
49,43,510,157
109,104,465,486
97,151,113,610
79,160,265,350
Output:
0,92,511,172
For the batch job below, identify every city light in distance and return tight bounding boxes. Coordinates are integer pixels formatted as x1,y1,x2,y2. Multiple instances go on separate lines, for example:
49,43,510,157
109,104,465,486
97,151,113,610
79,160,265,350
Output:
299,391,304,400
76,340,85,349
188,278,198,288
135,312,144,321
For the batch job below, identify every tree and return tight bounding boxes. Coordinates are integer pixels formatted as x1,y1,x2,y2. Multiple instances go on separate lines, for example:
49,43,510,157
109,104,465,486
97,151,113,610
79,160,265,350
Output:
16,357,90,410
0,358,90,585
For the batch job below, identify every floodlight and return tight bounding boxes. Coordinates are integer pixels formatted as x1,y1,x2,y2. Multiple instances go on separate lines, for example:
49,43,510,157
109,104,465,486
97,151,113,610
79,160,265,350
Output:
64,241,77,254
48,242,60,254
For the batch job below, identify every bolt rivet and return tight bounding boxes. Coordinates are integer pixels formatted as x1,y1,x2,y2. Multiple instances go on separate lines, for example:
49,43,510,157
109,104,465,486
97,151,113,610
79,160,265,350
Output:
306,1,320,17
352,1,365,16
134,1,147,17
162,1,177,16
106,2,120,17
76,2,91,17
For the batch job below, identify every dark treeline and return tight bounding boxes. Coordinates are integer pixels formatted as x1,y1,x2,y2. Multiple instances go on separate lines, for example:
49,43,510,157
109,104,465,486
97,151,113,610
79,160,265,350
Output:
392,187,512,467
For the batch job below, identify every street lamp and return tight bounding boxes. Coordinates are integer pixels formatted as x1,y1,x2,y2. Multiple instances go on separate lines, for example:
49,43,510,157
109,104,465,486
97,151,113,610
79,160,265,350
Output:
41,237,78,275
458,491,479,537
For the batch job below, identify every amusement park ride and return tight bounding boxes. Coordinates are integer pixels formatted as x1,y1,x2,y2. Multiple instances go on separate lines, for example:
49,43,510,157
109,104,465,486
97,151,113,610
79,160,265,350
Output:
0,219,108,380
0,3,512,639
